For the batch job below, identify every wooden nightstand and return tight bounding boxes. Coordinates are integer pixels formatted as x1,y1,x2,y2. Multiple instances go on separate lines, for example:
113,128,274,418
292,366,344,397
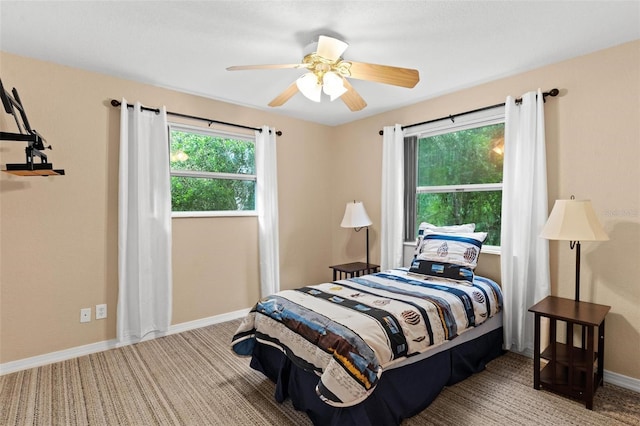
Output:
329,262,380,281
528,296,610,409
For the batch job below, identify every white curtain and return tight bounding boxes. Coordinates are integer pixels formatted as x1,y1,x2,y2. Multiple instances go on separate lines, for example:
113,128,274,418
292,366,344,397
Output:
255,126,280,297
117,99,172,344
501,90,551,353
381,124,404,270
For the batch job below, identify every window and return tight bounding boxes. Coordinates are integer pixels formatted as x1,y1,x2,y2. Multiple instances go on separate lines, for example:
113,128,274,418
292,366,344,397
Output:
405,107,505,246
169,124,256,215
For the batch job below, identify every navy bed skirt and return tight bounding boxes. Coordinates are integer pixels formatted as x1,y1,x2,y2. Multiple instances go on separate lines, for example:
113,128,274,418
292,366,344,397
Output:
249,327,504,426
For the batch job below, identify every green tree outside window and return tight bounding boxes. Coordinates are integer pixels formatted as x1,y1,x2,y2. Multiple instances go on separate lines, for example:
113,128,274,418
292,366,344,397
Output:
169,128,255,212
416,123,504,246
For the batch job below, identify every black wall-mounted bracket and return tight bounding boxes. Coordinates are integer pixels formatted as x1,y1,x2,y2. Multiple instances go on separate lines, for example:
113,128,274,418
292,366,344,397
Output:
0,78,64,176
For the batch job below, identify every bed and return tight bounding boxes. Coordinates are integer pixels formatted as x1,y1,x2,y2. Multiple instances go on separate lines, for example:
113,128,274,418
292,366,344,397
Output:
232,267,503,425
232,223,503,424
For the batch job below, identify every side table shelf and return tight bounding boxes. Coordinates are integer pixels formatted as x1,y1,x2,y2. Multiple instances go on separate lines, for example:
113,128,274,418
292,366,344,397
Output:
539,342,600,399
329,262,380,281
529,296,610,410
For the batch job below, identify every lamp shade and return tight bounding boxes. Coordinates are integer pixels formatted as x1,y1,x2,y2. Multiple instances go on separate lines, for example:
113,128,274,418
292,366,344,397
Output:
341,201,372,228
296,72,322,102
322,71,347,101
540,199,609,241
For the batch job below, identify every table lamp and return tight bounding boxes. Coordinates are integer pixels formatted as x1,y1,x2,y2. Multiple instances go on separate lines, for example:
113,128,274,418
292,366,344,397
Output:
341,201,373,266
539,197,609,301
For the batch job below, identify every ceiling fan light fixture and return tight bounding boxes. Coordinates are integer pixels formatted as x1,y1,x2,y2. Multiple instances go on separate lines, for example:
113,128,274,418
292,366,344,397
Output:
296,72,322,102
229,34,419,110
317,35,349,61
322,71,348,101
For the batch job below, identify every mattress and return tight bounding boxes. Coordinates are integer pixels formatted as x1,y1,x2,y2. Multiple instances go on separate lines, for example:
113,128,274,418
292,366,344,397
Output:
385,310,502,370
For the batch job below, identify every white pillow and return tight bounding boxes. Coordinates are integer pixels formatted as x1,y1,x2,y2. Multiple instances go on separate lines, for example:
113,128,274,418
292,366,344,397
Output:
416,230,487,269
413,222,476,257
418,222,476,234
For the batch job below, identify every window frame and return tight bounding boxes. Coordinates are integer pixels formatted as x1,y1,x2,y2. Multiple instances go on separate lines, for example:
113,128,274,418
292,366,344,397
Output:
404,105,505,251
168,122,257,218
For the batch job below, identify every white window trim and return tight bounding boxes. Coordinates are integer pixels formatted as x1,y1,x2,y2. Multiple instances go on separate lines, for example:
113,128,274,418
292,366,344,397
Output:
406,105,505,247
417,183,503,194
405,106,505,138
169,122,255,140
172,210,258,218
171,170,256,181
168,122,257,217
481,245,501,255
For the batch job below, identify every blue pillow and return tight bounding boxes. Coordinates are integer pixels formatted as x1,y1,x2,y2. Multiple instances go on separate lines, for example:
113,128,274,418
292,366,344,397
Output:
416,230,487,269
408,259,474,285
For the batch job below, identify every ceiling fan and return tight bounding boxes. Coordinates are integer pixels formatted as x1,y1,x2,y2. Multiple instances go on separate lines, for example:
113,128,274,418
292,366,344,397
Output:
226,35,420,112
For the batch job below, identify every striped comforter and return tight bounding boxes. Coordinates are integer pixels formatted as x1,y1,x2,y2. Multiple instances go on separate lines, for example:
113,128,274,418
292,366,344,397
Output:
231,268,502,407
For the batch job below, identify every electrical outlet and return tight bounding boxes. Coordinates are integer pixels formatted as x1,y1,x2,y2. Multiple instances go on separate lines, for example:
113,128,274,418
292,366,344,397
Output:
80,308,91,323
96,304,107,320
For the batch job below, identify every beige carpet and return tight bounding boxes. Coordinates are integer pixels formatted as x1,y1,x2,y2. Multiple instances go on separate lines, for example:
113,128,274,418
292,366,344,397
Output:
1,319,638,425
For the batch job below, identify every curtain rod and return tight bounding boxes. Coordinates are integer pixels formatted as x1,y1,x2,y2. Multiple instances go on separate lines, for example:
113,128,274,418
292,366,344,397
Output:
110,100,283,136
377,88,559,135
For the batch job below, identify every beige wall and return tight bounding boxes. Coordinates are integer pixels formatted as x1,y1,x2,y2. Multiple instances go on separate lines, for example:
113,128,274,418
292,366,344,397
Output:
330,40,640,380
1,40,639,381
0,51,333,362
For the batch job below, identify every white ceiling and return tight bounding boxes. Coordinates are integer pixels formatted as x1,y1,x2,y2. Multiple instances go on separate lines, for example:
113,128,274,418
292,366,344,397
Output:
1,1,639,126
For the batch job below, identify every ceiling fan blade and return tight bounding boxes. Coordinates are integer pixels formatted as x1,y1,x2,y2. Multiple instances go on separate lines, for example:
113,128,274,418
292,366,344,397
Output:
340,78,367,111
227,64,305,71
268,81,299,107
347,61,419,88
316,35,349,61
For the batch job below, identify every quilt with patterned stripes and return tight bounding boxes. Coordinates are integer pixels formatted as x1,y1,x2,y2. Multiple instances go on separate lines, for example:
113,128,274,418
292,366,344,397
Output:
231,268,502,407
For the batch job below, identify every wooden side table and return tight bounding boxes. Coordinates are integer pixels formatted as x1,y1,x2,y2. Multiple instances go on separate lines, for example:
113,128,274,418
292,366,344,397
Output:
528,296,610,409
329,262,380,281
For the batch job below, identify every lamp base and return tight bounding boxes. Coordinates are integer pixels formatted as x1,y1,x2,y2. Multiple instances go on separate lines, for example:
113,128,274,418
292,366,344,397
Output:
573,241,581,302
366,226,370,267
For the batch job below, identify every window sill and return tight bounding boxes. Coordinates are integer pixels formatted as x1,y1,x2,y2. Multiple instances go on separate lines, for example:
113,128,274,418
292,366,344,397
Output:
403,241,501,256
481,245,501,255
172,211,258,218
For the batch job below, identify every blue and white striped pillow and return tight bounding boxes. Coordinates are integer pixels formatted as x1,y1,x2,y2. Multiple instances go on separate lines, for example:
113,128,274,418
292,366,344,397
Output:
413,222,476,258
416,230,487,269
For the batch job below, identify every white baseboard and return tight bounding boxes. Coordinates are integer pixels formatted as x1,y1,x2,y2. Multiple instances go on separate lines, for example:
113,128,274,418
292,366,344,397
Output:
3,310,638,395
605,369,640,392
0,308,250,376
507,348,640,394
166,308,250,336
0,339,120,377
